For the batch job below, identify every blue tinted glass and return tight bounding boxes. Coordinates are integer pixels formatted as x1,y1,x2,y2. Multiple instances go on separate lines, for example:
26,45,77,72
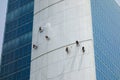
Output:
91,0,120,80
0,0,34,80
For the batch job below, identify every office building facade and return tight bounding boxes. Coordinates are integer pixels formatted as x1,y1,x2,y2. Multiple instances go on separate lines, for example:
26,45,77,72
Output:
1,0,120,80
0,0,34,80
30,0,96,80
91,0,120,80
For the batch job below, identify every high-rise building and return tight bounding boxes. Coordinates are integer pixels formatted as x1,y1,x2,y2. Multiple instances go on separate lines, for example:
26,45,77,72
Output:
91,0,120,80
1,0,120,80
30,0,96,80
0,0,34,80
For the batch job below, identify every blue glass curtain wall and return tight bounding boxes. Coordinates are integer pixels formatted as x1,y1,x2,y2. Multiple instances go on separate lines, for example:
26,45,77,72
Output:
0,0,34,80
91,0,120,80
